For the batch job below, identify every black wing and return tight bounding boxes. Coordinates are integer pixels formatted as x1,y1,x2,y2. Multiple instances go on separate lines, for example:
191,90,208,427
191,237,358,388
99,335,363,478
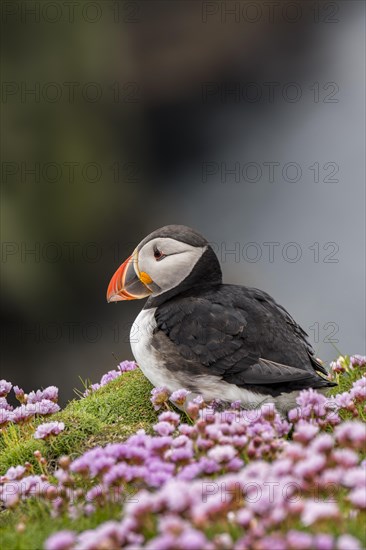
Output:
153,285,334,394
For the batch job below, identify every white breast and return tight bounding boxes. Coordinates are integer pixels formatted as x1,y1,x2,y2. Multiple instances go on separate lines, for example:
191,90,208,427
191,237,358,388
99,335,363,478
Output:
130,307,177,389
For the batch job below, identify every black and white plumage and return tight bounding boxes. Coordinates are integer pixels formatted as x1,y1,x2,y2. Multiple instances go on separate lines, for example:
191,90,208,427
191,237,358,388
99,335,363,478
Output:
107,225,335,413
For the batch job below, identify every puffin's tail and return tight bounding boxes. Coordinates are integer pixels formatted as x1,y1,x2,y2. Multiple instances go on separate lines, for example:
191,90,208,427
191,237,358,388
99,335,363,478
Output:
308,351,337,387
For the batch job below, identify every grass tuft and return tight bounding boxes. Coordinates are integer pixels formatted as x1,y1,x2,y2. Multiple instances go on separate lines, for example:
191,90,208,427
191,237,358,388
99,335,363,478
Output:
0,369,156,473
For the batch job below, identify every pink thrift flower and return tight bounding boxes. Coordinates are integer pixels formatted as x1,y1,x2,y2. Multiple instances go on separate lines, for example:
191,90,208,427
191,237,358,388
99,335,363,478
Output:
27,386,58,404
350,355,366,368
332,449,359,468
169,447,193,463
293,421,319,443
334,391,356,412
0,380,12,398
150,387,170,411
34,421,65,440
35,399,60,416
330,357,347,374
0,398,12,411
83,362,136,396
208,444,237,463
310,434,334,454
177,529,210,549
45,530,76,550
236,508,253,527
153,421,175,437
170,389,190,406
286,530,313,549
2,466,26,481
313,534,334,550
302,501,339,525
288,407,301,422
13,386,26,403
294,453,326,479
350,377,366,401
296,388,327,418
348,487,366,509
186,402,200,419
10,404,35,423
158,411,181,426
0,409,11,425
334,421,366,449
342,467,365,489
336,534,362,550
118,360,137,372
193,395,204,407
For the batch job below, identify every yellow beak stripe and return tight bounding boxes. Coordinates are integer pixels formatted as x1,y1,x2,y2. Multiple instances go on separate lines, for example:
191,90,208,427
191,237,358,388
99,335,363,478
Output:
139,271,153,285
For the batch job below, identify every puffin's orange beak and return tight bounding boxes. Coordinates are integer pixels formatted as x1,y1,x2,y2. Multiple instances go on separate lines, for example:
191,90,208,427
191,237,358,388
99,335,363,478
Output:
106,251,152,302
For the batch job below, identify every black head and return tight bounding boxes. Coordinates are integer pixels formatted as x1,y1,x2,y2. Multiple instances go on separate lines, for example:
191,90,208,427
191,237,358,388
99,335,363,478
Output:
107,225,222,305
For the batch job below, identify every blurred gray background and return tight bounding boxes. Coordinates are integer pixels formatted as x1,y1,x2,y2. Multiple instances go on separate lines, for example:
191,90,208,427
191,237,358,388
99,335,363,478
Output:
1,1,365,404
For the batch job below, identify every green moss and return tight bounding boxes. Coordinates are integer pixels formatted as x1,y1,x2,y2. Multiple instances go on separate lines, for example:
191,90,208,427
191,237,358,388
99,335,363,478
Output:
0,369,156,473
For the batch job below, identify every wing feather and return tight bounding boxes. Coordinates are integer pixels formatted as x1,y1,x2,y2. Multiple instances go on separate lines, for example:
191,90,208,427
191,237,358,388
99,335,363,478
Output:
153,286,335,392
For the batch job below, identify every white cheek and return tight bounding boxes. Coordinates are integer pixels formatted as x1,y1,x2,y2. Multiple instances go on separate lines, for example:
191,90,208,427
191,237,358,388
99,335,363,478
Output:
140,255,159,279
137,238,207,295
151,247,206,293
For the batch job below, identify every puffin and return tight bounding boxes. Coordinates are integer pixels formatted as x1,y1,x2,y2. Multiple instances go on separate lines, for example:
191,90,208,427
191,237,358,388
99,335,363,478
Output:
107,225,335,413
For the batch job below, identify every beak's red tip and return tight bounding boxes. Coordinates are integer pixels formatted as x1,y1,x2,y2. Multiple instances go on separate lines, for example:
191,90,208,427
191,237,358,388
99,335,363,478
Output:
106,256,135,302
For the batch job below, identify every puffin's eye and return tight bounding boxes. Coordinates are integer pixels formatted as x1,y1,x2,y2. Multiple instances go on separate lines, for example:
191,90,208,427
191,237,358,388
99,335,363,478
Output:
154,248,165,261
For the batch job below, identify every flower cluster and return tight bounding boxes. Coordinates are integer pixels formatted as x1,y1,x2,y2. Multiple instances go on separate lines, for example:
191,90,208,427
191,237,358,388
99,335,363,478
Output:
37,403,366,550
0,401,290,519
288,388,341,426
0,355,365,550
0,380,12,398
27,386,59,404
83,361,137,396
0,381,61,426
330,354,366,377
289,362,366,426
34,421,65,440
0,361,138,428
350,355,366,368
149,386,170,410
